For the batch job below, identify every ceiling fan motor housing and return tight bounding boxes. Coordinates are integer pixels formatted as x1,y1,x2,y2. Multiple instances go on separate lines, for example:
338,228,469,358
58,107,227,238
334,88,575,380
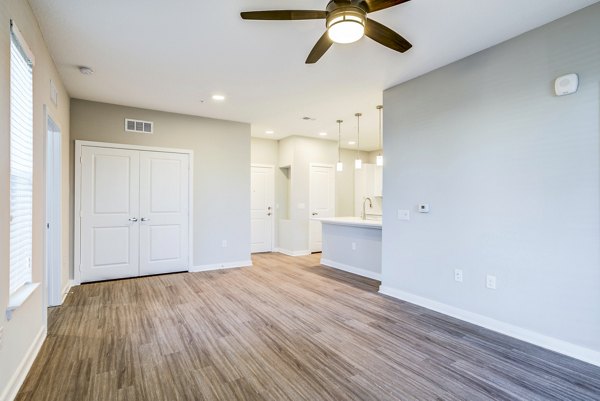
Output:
326,2,367,44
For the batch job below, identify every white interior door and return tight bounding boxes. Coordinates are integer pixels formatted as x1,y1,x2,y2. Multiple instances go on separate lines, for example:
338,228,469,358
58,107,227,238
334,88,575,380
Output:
309,164,335,252
80,147,140,282
251,165,274,253
139,151,190,275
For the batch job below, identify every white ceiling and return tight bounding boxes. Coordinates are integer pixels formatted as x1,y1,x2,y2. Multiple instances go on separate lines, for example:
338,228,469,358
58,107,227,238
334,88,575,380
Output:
29,0,598,150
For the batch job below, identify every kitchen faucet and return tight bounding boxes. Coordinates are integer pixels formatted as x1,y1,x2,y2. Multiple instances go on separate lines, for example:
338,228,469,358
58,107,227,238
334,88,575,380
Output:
362,197,373,220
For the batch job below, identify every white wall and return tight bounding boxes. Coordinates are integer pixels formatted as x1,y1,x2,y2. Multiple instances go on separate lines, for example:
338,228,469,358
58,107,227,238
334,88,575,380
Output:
70,99,251,270
381,4,600,364
252,136,364,253
0,0,71,399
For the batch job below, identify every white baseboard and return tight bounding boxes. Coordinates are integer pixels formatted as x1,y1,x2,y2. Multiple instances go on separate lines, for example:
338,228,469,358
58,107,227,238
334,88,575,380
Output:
0,326,47,401
190,260,252,273
320,258,381,280
60,280,76,304
379,286,600,367
274,248,311,257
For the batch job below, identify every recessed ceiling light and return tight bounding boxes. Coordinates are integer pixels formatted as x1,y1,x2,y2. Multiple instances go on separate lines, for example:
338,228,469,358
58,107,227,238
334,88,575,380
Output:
319,132,327,136
212,94,226,101
348,141,356,145
78,66,94,75
265,130,274,134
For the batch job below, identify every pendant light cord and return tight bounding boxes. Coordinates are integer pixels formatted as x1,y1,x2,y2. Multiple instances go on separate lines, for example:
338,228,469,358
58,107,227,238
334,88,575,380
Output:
355,113,362,159
337,120,343,162
377,105,383,155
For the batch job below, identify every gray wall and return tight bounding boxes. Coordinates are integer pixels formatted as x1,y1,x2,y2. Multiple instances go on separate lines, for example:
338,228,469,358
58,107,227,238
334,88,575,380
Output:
381,3,600,356
70,99,251,268
0,0,71,396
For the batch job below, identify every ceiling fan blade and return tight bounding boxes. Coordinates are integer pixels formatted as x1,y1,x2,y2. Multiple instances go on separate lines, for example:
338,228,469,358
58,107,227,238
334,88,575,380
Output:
359,0,410,13
240,10,327,20
365,19,412,53
306,32,333,64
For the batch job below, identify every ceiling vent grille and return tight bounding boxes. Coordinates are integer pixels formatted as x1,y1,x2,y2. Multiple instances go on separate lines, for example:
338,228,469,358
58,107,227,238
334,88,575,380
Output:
125,118,153,134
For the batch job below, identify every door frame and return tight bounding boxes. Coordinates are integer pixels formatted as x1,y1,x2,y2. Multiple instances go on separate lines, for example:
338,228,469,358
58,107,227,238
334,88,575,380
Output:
250,164,275,253
308,163,335,253
44,105,62,309
74,140,194,284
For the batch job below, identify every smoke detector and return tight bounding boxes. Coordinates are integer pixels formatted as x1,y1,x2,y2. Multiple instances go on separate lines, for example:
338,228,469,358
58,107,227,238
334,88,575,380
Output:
78,66,94,75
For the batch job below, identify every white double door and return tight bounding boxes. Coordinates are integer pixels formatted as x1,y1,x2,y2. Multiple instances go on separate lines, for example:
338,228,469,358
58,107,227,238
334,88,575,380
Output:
79,146,189,283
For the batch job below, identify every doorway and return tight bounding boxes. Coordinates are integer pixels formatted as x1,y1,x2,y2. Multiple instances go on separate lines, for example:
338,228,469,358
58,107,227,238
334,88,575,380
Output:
45,111,62,307
75,142,192,283
251,165,275,253
309,163,335,252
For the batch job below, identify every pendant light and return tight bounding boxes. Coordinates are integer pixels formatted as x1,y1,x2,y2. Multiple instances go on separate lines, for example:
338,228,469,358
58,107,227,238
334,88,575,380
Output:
355,113,362,169
336,119,343,172
376,105,383,166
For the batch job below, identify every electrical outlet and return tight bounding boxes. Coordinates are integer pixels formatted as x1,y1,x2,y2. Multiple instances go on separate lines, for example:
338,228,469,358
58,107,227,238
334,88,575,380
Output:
454,269,463,282
486,275,497,290
221,240,227,248
351,242,357,251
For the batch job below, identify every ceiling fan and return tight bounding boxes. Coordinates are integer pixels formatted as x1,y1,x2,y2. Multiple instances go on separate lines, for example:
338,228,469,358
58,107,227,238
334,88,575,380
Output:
240,0,412,64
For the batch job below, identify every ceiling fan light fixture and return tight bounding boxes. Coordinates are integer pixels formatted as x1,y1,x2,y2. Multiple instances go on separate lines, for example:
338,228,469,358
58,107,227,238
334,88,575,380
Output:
327,8,366,44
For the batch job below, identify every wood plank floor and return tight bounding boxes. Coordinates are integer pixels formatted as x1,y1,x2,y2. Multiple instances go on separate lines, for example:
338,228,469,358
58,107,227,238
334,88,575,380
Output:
16,253,600,401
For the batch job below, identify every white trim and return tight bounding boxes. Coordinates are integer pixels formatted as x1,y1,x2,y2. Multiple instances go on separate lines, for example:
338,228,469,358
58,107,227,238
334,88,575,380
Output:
61,280,76,304
74,141,194,284
251,164,275,253
44,106,63,308
74,140,192,154
379,286,600,367
6,283,40,321
274,248,311,257
0,326,46,401
321,258,381,280
190,260,252,273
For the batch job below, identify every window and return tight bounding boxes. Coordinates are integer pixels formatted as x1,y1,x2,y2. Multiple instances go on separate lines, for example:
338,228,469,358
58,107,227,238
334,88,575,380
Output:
9,21,35,295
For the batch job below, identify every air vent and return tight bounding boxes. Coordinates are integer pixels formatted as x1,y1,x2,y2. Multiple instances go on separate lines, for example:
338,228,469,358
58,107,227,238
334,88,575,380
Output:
125,118,153,134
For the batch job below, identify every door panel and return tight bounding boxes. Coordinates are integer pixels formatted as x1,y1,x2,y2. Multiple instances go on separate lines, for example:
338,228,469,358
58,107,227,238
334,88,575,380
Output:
251,166,274,253
80,147,140,282
309,165,335,253
139,152,189,276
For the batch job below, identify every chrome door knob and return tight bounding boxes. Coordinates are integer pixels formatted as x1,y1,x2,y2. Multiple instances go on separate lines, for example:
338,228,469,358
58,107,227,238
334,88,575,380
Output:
141,218,150,222
129,217,138,222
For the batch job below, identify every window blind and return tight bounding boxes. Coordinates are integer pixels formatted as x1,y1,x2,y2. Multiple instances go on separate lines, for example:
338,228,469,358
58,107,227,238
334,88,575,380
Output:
9,25,34,295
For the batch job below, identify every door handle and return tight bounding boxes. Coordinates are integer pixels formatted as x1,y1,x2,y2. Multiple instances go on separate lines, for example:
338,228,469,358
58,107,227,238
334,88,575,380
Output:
141,218,150,222
129,217,138,222
312,212,318,216
267,213,272,216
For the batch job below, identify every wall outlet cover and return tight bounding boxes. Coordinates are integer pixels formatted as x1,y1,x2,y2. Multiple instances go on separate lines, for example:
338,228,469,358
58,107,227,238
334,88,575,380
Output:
454,269,463,282
486,275,497,290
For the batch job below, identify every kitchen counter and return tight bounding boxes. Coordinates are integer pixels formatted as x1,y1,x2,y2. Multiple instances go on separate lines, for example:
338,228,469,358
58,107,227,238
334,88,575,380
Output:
316,217,382,280
314,216,382,229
